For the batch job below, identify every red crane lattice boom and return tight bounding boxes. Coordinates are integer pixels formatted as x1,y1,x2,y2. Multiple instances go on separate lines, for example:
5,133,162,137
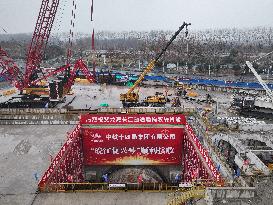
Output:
0,47,23,89
64,59,95,92
32,59,95,93
24,0,60,88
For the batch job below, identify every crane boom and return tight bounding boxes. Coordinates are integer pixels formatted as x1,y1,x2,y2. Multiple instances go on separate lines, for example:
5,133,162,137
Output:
32,59,95,90
0,47,24,89
0,0,60,91
246,61,273,100
121,22,190,103
63,59,95,93
126,60,156,95
0,0,96,105
24,0,60,88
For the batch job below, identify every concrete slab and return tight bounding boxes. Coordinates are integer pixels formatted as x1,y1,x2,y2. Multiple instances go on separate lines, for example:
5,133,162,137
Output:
58,84,176,109
57,83,206,110
0,125,74,205
32,192,169,205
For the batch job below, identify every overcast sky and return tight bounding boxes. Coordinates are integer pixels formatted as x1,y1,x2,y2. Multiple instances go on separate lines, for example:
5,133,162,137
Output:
0,0,273,34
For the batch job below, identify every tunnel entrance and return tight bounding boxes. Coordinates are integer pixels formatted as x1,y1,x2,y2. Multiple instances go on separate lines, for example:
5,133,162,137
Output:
84,165,182,184
38,114,221,192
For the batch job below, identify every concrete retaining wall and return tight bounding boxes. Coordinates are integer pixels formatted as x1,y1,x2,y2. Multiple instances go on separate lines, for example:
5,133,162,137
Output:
0,120,78,125
0,107,196,125
205,187,256,205
0,113,79,125
239,124,273,132
0,108,68,114
0,107,196,115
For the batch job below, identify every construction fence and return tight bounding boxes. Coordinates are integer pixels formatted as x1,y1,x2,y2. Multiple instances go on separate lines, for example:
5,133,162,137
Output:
0,107,197,125
42,182,179,192
40,179,225,193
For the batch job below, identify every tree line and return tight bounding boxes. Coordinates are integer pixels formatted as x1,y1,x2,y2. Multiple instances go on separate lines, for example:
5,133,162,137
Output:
0,27,272,74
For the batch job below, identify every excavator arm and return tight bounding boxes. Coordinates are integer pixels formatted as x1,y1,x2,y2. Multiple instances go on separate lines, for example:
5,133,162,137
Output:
120,22,191,103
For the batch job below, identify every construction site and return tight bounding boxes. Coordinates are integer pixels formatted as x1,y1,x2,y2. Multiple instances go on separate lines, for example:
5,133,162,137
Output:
0,0,273,205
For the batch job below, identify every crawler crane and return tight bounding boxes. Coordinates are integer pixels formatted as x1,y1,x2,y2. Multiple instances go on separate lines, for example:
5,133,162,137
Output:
0,0,95,107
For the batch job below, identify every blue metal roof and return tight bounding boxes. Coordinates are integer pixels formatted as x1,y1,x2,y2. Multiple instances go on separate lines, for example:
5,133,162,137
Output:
179,78,271,90
0,77,6,82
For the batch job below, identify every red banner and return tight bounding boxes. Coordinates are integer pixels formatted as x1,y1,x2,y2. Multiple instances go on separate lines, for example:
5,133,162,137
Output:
80,114,186,125
82,128,184,165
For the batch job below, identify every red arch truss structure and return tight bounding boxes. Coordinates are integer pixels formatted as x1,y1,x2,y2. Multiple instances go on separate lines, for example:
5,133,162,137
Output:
38,114,221,191
38,124,84,191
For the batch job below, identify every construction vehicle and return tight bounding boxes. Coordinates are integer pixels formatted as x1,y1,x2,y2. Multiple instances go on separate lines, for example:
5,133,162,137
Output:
232,55,273,118
176,83,199,98
142,93,167,107
185,88,199,98
120,22,191,107
176,84,216,104
0,0,95,108
172,97,181,107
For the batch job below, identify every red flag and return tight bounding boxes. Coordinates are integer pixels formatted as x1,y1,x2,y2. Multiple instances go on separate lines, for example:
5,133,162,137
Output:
91,0,94,21
92,29,95,50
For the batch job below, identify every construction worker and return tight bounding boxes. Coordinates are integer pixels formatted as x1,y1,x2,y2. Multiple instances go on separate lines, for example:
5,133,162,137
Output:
175,173,181,186
206,93,212,103
102,173,109,183
217,164,221,172
34,172,39,181
183,89,187,97
137,172,144,191
67,174,74,191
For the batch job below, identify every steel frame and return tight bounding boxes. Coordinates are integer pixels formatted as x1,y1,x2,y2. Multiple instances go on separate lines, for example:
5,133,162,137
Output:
1,0,95,93
183,133,209,182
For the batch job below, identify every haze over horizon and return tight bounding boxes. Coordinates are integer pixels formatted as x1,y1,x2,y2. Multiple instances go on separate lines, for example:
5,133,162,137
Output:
0,0,272,34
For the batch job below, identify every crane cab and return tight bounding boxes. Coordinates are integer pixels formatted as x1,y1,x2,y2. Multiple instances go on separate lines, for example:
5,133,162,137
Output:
120,92,139,103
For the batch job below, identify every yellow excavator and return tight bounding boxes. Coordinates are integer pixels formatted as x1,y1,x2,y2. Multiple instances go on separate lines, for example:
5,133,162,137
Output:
142,92,167,107
120,22,191,107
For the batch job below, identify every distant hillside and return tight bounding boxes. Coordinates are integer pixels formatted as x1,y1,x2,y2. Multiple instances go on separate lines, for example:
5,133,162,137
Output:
0,33,32,42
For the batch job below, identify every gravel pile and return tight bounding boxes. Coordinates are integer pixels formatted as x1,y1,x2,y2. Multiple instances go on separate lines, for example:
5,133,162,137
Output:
250,177,273,205
215,116,266,127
